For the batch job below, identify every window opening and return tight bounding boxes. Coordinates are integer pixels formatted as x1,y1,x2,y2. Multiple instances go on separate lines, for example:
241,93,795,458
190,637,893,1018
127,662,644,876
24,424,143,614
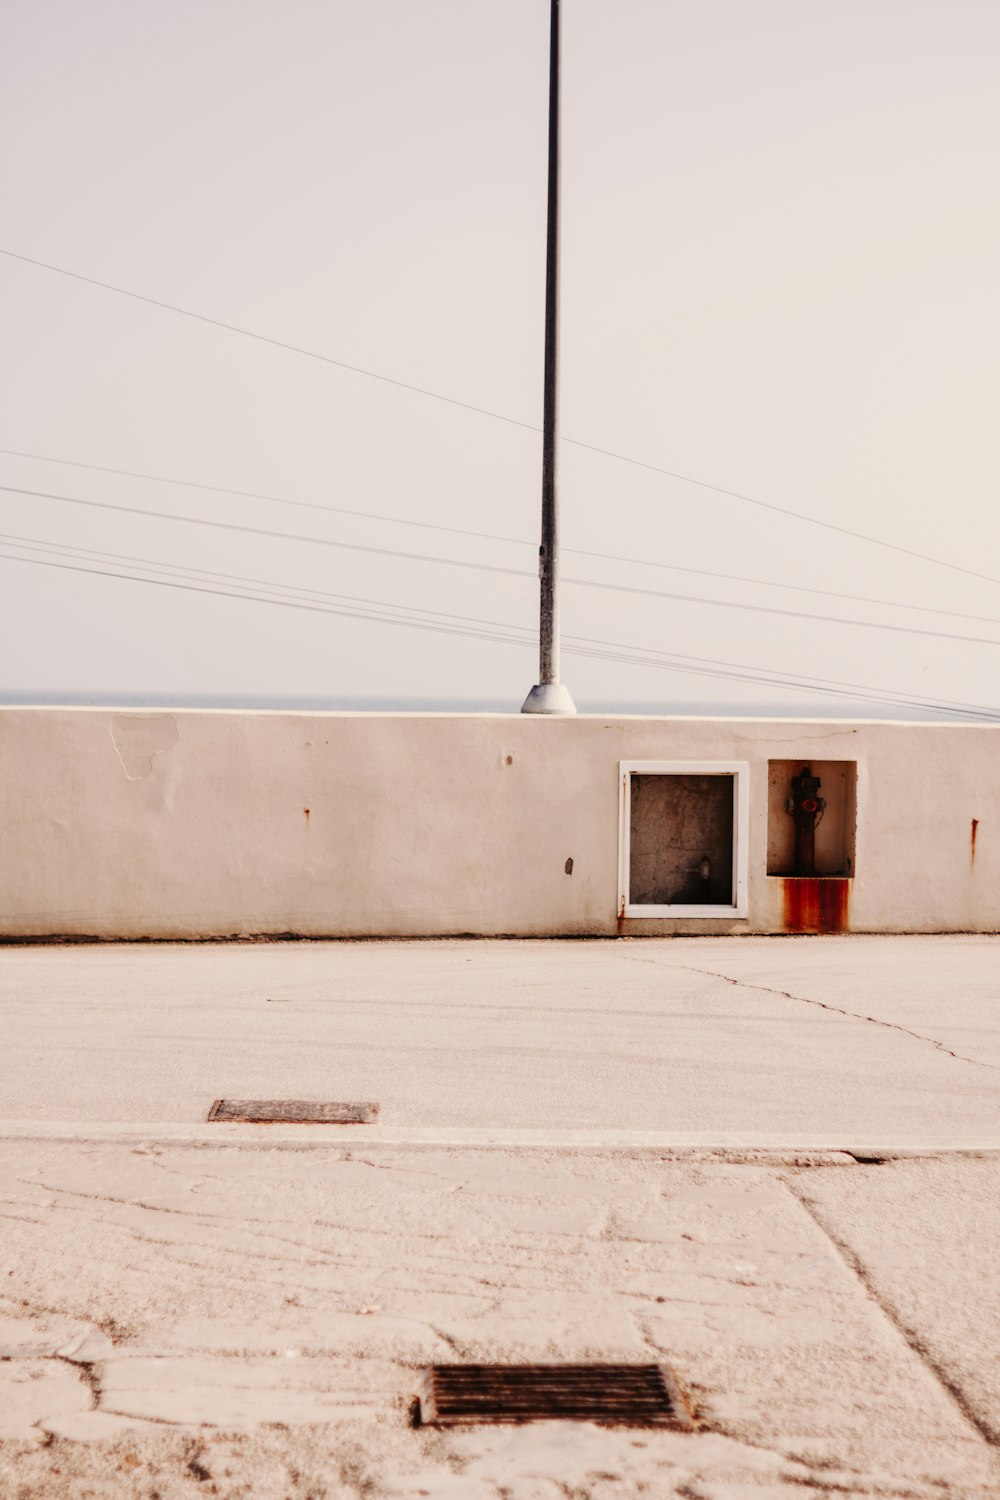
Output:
618,761,748,919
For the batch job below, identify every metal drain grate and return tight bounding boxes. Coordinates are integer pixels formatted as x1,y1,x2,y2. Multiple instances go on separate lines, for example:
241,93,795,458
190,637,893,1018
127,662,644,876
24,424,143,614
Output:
207,1100,379,1124
415,1364,693,1429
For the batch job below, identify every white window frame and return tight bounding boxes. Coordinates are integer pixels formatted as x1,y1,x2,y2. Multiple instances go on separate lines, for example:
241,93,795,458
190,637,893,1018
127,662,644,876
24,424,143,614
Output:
618,760,750,919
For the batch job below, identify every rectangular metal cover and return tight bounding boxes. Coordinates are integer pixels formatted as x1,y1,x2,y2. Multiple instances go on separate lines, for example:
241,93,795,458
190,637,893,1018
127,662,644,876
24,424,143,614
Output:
416,1364,693,1429
207,1100,379,1124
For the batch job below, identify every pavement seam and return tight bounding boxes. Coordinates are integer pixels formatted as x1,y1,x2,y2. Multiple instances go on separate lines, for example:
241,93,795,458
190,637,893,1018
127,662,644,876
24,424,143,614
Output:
625,955,1000,1071
780,1173,1000,1455
4,1130,1000,1159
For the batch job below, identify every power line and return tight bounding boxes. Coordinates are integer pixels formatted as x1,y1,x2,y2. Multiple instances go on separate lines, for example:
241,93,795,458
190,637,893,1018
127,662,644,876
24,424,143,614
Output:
0,248,536,435
3,537,999,722
0,446,528,548
0,481,526,579
5,483,1000,650
0,529,506,627
574,572,1000,649
4,446,999,629
0,545,958,719
564,640,1000,721
564,436,1000,590
10,542,1000,720
3,246,997,591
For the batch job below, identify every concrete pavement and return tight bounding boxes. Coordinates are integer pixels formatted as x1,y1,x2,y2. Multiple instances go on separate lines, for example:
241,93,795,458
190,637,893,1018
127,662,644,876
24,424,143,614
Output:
3,935,999,1145
1,936,999,1497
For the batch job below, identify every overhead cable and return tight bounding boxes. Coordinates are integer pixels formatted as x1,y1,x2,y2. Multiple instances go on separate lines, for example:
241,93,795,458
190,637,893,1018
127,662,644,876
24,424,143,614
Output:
4,483,1000,651
3,446,998,628
0,249,535,435
3,246,997,589
3,538,998,723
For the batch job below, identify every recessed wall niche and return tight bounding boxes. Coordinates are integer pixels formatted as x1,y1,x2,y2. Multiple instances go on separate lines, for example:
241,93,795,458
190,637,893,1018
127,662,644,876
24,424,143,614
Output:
766,760,857,877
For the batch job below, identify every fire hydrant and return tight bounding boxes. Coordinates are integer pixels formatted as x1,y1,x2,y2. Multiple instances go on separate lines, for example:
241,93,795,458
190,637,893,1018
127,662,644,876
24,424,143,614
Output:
786,766,826,876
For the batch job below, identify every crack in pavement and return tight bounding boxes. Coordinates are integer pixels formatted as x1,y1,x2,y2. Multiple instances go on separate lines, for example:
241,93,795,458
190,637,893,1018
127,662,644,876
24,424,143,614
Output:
17,1177,237,1219
62,1357,102,1410
625,956,1000,1071
0,1290,98,1327
14,1183,359,1268
780,1174,1000,1456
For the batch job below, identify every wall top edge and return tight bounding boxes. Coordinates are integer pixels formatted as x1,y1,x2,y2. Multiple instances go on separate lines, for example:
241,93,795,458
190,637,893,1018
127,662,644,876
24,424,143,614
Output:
0,705,994,730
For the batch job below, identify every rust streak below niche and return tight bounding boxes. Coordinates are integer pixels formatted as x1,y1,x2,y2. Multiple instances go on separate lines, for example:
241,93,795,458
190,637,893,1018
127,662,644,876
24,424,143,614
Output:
782,877,850,934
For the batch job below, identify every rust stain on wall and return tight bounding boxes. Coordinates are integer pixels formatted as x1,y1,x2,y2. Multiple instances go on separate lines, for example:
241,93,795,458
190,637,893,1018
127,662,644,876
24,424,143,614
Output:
971,818,979,866
782,878,849,933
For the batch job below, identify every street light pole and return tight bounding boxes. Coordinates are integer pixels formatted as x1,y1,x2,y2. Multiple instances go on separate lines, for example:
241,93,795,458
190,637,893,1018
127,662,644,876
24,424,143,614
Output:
521,0,576,715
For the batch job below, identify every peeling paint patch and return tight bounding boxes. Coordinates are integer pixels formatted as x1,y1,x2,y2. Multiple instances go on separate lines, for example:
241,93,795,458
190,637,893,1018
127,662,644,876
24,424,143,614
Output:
110,716,179,781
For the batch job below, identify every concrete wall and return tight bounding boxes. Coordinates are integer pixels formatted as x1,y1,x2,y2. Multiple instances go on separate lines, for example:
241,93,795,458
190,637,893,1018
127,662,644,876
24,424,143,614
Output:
0,708,996,938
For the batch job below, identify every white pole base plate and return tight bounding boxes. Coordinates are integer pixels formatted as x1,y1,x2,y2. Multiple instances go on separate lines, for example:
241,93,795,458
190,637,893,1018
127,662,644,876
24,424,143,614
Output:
520,683,577,715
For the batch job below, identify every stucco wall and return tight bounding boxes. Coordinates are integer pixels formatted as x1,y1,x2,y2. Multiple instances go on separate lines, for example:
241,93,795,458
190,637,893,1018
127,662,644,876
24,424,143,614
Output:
0,708,995,938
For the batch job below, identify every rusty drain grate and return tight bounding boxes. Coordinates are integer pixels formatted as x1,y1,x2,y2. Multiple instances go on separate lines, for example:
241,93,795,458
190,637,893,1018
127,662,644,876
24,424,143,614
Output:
414,1364,694,1429
207,1100,379,1124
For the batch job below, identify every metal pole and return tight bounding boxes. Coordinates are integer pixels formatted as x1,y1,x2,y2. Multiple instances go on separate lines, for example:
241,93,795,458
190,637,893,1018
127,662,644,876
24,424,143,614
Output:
521,0,576,714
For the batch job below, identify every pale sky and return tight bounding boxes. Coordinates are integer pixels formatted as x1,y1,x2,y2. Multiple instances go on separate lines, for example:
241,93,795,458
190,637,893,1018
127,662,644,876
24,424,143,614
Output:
2,0,999,715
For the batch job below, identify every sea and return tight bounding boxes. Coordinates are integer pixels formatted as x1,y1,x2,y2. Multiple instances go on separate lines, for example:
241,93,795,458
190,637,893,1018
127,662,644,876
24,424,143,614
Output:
0,691,981,721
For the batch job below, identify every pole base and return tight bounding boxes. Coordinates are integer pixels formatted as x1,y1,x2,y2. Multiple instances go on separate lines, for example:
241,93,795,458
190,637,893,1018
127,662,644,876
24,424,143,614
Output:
520,682,577,715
